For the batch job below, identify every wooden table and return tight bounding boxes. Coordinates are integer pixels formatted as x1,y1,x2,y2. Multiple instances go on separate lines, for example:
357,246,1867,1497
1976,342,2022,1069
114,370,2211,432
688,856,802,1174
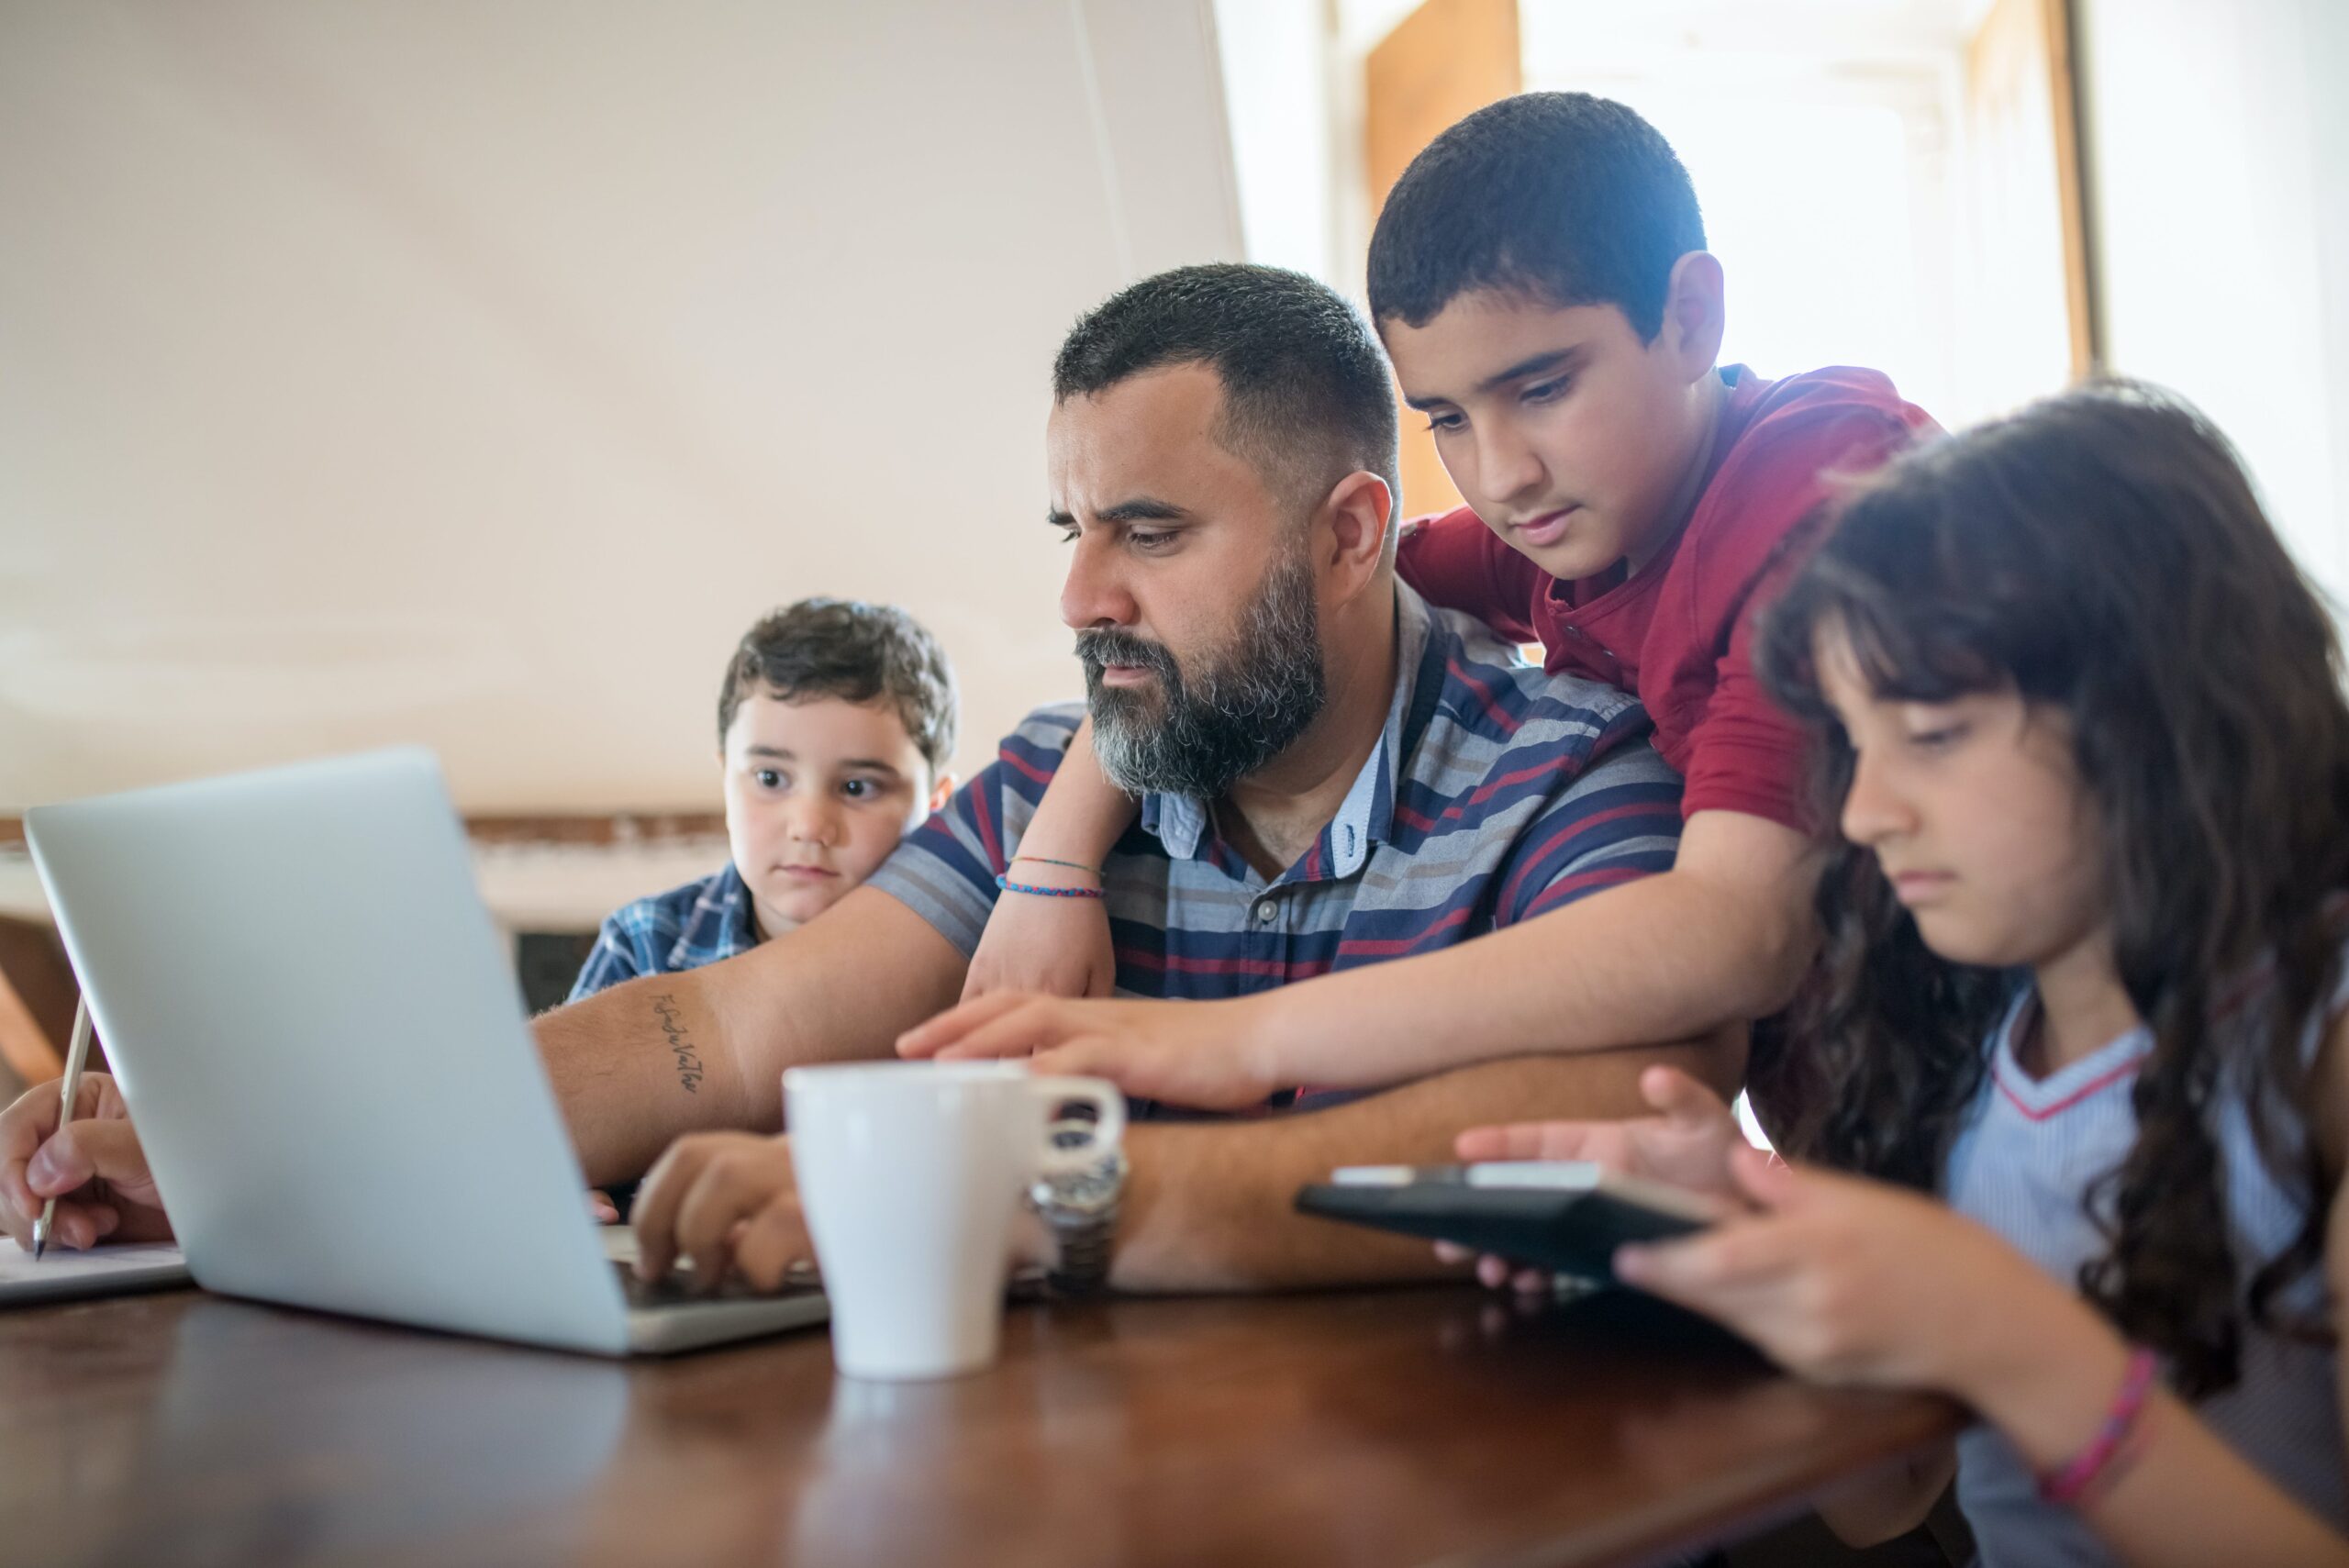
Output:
0,1283,1962,1568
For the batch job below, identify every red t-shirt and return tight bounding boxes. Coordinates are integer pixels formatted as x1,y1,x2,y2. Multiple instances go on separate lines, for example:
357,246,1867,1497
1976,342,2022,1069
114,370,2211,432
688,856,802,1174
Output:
1397,364,1938,830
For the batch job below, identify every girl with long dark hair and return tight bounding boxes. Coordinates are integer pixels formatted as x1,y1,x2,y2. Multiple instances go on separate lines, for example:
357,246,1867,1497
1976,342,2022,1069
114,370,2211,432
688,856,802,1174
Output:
1455,383,2349,1564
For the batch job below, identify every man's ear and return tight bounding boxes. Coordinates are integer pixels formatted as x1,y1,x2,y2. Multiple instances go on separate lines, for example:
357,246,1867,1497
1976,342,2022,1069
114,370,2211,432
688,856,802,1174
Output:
926,772,956,815
1660,250,1727,384
1316,469,1394,603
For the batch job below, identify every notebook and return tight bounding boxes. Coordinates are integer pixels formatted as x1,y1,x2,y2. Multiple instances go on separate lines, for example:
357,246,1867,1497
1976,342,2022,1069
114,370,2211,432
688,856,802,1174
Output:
0,1240,191,1307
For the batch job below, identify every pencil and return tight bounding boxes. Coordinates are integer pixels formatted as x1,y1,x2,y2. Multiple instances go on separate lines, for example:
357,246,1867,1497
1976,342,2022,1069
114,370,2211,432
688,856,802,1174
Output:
29,997,95,1262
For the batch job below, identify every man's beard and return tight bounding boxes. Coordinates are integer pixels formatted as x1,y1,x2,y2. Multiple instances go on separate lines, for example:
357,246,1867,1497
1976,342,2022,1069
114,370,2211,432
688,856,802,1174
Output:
1078,544,1328,800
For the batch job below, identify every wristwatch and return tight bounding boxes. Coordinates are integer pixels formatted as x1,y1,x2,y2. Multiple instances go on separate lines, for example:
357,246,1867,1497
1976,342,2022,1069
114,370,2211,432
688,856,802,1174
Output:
1028,1116,1128,1296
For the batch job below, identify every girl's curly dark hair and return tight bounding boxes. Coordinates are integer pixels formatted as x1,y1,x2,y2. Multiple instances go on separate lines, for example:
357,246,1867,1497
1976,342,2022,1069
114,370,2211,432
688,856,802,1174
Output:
1753,382,2349,1397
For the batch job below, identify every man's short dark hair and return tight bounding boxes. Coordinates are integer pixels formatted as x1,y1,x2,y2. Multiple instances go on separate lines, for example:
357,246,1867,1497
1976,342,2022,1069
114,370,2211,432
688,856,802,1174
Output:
1367,93,1707,340
1052,262,1400,511
716,597,958,773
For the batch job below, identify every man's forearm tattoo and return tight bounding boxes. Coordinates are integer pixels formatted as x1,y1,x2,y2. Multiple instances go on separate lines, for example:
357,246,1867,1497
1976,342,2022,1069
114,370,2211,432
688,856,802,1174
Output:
651,993,704,1094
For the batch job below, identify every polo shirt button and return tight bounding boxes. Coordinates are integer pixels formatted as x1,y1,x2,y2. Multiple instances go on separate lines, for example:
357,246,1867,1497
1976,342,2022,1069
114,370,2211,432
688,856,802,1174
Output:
1254,899,1276,925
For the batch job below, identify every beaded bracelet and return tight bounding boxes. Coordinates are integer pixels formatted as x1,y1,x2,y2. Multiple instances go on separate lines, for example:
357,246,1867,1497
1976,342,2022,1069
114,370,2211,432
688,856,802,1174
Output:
1011,855,1102,875
996,873,1105,900
2037,1346,2158,1506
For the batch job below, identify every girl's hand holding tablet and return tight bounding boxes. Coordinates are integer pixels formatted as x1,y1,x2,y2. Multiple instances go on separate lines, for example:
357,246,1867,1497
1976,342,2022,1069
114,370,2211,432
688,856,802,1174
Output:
1613,1146,2097,1396
1442,1064,1753,1291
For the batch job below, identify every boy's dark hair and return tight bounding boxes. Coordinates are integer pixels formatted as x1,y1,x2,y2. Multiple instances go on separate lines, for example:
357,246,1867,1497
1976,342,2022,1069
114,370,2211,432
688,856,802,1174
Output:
1367,93,1707,340
717,598,958,773
1753,382,2349,1398
1054,262,1400,514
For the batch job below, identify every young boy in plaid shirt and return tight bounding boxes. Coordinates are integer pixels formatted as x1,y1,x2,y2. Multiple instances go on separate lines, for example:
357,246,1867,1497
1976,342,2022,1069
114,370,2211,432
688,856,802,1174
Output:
570,598,957,1000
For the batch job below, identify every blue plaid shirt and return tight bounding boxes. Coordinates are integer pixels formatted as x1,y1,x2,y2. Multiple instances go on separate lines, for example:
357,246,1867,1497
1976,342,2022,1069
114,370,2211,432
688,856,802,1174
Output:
568,862,764,1002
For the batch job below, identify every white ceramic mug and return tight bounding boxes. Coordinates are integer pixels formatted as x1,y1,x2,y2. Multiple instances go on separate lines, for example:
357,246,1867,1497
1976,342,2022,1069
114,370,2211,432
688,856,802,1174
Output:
784,1061,1125,1381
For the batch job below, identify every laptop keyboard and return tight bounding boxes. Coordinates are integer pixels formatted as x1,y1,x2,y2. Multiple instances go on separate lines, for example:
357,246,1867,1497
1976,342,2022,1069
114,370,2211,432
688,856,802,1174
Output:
615,1260,818,1309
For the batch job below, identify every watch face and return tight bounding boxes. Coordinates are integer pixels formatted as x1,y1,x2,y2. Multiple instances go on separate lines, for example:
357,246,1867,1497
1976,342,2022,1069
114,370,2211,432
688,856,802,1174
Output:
1035,1145,1126,1218
1056,1165,1122,1210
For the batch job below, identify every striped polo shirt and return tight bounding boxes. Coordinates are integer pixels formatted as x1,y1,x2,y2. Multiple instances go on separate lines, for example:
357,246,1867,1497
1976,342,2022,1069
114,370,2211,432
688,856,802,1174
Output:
866,584,1685,1109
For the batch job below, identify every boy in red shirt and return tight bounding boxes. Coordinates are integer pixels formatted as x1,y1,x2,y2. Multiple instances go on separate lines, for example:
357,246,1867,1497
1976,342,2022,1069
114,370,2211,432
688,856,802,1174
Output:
900,93,1935,1107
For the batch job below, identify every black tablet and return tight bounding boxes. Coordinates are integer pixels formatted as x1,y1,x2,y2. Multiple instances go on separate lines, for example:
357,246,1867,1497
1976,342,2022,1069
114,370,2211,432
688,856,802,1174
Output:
1295,1161,1715,1281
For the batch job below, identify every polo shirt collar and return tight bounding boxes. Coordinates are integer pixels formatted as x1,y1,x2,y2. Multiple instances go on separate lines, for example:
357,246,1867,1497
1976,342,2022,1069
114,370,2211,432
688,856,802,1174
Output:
1136,585,1431,878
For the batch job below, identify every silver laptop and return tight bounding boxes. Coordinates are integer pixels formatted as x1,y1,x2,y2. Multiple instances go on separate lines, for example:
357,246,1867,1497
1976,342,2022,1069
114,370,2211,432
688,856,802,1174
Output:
24,747,828,1355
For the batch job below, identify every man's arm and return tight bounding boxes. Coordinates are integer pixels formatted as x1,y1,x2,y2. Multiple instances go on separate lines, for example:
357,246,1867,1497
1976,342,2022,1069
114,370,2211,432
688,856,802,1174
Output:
541,885,967,1184
1108,1030,1743,1293
632,1018,1741,1295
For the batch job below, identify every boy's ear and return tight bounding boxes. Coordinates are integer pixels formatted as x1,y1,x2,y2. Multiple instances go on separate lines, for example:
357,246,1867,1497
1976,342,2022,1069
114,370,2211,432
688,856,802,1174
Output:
926,773,956,815
1660,251,1727,382
1315,469,1395,603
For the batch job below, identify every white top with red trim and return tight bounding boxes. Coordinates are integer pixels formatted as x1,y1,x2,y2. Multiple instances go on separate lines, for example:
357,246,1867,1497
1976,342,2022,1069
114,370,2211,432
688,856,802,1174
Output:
1942,978,2345,1565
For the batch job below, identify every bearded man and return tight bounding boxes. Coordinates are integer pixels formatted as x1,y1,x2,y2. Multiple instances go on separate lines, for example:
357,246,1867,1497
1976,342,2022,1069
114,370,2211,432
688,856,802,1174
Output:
11,266,1730,1296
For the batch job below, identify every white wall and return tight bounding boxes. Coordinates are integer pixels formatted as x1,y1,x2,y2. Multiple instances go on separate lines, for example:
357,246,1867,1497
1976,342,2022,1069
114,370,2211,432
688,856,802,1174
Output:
1318,1,2051,427
0,1,1242,817
2076,0,2349,603
1515,1,1994,423
1213,0,1337,282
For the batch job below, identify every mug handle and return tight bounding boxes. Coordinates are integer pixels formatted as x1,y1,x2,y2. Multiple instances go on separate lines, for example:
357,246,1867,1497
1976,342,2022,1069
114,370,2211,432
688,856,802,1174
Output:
1029,1076,1125,1173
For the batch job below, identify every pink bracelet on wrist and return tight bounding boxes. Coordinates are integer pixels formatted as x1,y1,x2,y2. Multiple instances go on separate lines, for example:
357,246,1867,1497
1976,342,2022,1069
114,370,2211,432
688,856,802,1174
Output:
2037,1346,2159,1506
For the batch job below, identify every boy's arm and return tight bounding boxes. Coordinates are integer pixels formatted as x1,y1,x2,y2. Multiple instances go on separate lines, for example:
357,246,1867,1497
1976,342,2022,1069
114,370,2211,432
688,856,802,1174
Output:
538,885,968,1184
1241,806,1815,1085
1007,717,1134,866
905,743,1800,1104
921,809,1805,1102
1247,552,1824,1082
961,717,1136,1000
